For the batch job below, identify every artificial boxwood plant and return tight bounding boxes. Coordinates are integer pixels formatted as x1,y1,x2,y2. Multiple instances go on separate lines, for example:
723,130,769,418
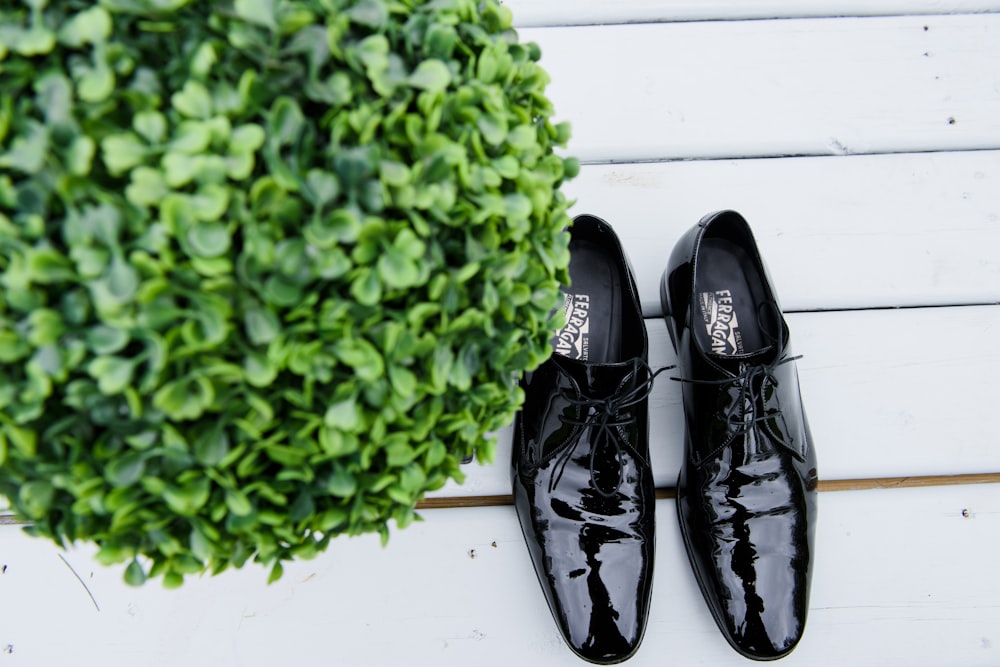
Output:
0,0,576,586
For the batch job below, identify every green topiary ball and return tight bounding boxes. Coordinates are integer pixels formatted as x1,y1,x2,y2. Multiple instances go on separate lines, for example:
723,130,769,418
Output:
0,0,576,586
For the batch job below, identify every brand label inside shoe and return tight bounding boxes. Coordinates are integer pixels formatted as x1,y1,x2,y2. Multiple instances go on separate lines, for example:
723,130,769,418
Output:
554,292,590,360
698,289,745,356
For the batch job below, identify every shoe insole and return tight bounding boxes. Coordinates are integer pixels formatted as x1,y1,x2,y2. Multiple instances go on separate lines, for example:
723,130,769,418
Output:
552,240,622,364
694,237,771,357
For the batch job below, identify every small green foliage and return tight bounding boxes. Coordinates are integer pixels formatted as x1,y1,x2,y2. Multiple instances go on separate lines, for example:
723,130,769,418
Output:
0,0,573,586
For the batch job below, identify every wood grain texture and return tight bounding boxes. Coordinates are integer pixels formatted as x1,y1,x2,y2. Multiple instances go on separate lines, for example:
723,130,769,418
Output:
562,150,1000,314
507,0,1000,27
426,305,1000,498
1,484,998,666
524,14,1000,162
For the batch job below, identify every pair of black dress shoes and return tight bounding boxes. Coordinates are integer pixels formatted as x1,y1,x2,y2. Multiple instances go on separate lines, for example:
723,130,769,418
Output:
512,211,818,664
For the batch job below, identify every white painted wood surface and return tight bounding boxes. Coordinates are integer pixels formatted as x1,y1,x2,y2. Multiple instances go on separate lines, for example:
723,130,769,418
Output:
506,0,1000,27
3,6,1000,666
562,151,1000,314
525,14,1000,162
433,305,1000,498
2,485,999,666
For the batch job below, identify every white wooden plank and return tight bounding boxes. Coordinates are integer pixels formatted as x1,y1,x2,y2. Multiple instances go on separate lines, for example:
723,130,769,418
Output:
562,150,1000,314
507,0,1000,27
2,483,998,666
432,304,1000,498
523,14,1000,162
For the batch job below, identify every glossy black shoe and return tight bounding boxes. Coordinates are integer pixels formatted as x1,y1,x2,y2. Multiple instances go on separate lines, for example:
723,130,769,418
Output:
512,214,657,664
661,210,818,660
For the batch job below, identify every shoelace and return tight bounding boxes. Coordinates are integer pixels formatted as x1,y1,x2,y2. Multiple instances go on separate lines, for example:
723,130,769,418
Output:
671,353,802,428
551,360,673,498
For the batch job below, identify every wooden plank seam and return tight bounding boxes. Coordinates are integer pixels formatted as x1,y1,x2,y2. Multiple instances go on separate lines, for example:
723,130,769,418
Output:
1,473,996,525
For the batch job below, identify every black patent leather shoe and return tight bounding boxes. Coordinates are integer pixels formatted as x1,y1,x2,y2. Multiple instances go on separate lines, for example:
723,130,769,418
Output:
512,214,657,664
661,210,818,660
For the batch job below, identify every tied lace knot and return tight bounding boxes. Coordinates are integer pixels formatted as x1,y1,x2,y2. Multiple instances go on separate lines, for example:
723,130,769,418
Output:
672,353,802,428
551,360,673,498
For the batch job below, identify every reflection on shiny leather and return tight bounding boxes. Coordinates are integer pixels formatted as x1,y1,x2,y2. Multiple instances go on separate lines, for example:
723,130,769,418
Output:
515,358,656,663
513,214,655,664
663,210,818,661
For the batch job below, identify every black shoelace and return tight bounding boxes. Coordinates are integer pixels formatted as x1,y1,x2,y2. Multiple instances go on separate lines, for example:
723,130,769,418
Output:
552,359,674,498
671,353,802,429
672,299,801,430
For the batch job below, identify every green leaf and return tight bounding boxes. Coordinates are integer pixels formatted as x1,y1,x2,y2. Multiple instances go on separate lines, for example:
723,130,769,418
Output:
132,110,167,144
325,209,362,243
243,351,278,387
388,365,417,397
304,169,340,206
4,423,37,457
503,193,532,219
0,122,49,174
350,268,382,306
70,246,109,278
107,258,139,302
58,6,113,46
125,167,169,207
398,464,426,494
171,81,213,119
347,0,387,27
225,489,253,516
230,123,266,153
335,339,384,382
191,185,231,221
267,561,284,584
326,466,356,497
424,23,457,58
77,63,115,103
10,26,56,56
385,439,415,467
163,478,211,516
235,0,277,30
318,426,357,457
267,97,305,145
161,152,198,188
356,34,389,73
263,276,303,307
106,451,147,487
66,135,96,175
101,133,146,175
377,248,420,289
324,397,361,431
379,160,410,187
225,151,255,180
170,121,212,154
187,223,231,258
194,428,229,466
124,559,147,587
189,527,213,561
478,114,508,146
153,376,214,421
18,481,54,519
507,124,537,150
189,41,217,79
159,193,195,233
244,307,280,345
409,59,451,92
87,356,136,395
493,155,519,179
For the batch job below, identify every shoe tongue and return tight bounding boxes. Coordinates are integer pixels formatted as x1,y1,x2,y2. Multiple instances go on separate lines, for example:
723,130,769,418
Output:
554,355,638,394
706,345,776,373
